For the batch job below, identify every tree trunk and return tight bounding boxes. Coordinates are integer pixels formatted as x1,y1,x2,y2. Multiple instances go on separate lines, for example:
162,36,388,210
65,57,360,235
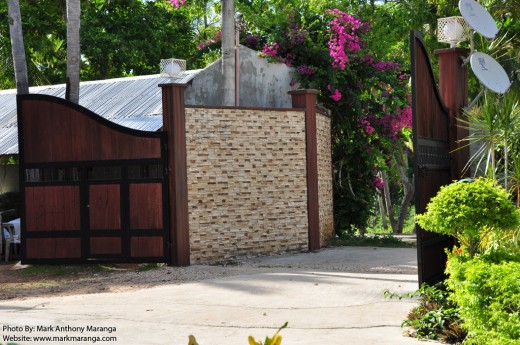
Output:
221,0,235,106
378,194,388,230
395,167,414,234
7,0,29,94
381,170,397,233
394,147,415,234
66,0,81,104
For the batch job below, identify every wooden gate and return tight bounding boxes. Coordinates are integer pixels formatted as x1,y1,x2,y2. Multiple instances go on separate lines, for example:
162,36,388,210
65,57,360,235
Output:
18,94,170,264
411,31,455,285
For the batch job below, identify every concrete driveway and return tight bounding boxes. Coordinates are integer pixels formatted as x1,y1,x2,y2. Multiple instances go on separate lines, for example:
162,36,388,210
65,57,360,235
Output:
0,247,425,345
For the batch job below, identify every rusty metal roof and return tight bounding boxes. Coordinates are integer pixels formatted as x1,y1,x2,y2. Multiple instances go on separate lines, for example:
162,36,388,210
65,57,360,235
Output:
0,72,200,155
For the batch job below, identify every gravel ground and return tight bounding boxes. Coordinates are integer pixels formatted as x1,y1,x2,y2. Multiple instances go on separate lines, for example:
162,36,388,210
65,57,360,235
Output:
0,246,417,301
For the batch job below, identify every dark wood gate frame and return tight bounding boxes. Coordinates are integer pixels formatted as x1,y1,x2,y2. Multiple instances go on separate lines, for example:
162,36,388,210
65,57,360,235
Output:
411,31,469,286
18,94,171,264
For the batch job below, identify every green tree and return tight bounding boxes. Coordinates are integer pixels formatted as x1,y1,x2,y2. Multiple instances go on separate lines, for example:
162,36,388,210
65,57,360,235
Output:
81,0,196,80
0,0,197,88
7,0,28,94
1,0,67,88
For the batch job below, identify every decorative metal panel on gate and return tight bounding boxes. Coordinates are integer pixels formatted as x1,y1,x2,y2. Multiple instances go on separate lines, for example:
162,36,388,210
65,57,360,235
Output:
17,94,170,264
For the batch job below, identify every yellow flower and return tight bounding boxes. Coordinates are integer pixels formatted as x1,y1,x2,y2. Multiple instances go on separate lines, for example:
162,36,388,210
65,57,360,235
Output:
269,335,282,345
248,335,262,345
188,335,199,345
249,322,287,345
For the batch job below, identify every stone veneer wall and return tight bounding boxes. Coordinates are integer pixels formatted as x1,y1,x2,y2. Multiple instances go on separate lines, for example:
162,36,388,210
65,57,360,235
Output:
317,112,334,246
185,107,309,264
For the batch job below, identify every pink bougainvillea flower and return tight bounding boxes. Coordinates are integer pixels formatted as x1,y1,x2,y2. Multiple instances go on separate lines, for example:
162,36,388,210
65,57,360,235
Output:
362,119,375,135
326,9,365,70
373,176,386,190
330,88,342,102
295,64,316,75
169,0,186,8
374,61,400,71
261,42,280,57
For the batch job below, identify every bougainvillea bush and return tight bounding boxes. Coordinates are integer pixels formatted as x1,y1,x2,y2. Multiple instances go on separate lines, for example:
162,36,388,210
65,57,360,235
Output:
245,8,412,233
172,1,413,233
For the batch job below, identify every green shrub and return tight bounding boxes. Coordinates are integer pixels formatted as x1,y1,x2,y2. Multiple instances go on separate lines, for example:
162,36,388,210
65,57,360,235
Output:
386,283,466,343
416,178,519,256
446,254,520,344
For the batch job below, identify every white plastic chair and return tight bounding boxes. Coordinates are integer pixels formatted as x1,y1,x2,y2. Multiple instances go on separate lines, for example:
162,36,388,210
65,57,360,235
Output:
3,223,20,262
0,209,18,261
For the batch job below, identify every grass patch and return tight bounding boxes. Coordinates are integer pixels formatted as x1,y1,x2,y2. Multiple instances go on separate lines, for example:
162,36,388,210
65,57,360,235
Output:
6,263,165,280
8,264,99,277
0,281,63,289
330,234,414,248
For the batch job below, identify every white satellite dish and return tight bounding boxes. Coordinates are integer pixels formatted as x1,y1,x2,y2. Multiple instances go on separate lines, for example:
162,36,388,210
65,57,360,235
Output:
470,52,511,94
459,0,499,39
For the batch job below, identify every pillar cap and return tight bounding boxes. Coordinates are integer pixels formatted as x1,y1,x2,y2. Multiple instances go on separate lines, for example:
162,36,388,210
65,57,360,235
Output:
158,83,189,88
434,48,470,56
288,89,319,95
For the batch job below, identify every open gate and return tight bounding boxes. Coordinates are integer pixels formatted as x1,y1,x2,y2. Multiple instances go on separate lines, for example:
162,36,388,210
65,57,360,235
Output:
18,94,170,264
411,31,455,286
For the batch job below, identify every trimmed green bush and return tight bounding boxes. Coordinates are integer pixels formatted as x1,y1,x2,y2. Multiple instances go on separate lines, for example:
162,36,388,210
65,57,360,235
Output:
416,178,519,256
446,254,520,344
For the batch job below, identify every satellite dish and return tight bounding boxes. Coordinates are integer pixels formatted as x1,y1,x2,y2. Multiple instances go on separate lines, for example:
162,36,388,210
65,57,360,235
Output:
459,0,499,39
470,52,511,94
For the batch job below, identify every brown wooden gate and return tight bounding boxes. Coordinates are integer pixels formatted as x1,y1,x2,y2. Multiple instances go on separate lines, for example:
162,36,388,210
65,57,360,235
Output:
18,94,170,264
411,31,455,286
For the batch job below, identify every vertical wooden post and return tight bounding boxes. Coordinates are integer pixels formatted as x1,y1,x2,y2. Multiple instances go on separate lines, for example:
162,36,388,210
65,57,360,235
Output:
435,48,470,180
160,83,190,266
288,89,320,251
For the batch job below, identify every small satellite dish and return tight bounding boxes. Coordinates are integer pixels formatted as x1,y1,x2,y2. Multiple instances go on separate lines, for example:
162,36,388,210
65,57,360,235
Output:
459,0,499,39
470,52,511,94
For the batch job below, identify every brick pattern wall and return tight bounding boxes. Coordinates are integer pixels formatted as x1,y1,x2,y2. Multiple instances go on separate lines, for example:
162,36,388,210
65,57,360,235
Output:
317,112,334,245
185,107,309,264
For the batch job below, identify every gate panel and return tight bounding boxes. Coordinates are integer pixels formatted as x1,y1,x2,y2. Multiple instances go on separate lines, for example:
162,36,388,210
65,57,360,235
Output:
129,183,163,230
90,237,122,255
89,184,121,230
25,186,80,232
411,31,455,286
18,94,170,264
26,238,82,259
131,236,164,257
21,100,162,163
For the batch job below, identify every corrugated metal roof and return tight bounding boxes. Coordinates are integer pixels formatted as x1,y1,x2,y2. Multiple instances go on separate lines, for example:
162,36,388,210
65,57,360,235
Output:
0,71,200,155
